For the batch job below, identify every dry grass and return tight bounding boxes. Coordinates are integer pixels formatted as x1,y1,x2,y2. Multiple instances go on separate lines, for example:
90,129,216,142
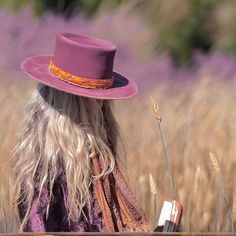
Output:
0,79,34,232
116,75,236,232
1,75,236,232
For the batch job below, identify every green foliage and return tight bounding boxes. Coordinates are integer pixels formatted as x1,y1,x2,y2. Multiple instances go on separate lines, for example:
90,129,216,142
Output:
167,0,213,64
0,0,125,18
0,0,29,11
139,0,236,64
139,0,217,65
32,0,103,18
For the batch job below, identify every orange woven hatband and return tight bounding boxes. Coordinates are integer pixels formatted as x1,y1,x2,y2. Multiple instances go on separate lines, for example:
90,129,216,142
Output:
48,59,114,89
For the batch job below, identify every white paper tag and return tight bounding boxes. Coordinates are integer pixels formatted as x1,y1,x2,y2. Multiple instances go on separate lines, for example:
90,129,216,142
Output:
158,200,172,226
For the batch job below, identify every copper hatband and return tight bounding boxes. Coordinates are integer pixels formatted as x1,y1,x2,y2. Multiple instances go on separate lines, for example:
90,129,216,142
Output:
48,59,114,89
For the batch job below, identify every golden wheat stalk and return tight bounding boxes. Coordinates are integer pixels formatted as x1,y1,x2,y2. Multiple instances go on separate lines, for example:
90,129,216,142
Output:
209,152,234,232
150,97,176,200
150,97,162,122
149,173,157,196
209,152,220,175
149,173,158,226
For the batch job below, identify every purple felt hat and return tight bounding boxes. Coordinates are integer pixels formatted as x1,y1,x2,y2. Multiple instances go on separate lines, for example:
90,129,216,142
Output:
21,32,138,100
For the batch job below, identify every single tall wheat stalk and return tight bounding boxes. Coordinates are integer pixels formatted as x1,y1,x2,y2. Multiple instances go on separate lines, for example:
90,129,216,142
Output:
209,152,234,232
151,97,176,200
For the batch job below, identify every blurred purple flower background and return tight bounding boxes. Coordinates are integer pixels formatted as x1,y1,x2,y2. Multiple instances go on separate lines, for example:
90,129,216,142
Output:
1,6,236,95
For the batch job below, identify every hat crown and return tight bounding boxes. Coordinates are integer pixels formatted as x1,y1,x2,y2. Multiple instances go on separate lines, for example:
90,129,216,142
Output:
52,33,117,79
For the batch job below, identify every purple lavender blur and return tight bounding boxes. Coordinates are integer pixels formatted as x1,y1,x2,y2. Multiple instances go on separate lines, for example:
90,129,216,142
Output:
1,7,236,94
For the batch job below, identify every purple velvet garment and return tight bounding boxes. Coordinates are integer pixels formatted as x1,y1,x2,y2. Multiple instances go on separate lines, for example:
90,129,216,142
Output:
17,160,151,233
17,167,105,232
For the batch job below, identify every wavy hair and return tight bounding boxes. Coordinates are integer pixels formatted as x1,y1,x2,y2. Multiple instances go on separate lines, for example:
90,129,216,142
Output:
10,83,120,231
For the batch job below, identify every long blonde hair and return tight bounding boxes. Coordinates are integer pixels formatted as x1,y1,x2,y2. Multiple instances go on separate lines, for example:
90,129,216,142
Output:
11,83,120,230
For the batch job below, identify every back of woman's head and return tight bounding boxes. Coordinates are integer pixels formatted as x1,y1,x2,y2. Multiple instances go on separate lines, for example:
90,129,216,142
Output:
11,83,120,230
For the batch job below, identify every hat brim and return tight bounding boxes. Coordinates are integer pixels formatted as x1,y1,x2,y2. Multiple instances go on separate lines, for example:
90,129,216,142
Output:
21,55,138,100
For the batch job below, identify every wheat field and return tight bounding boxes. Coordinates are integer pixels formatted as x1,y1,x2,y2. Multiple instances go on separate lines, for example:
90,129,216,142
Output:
118,76,236,232
1,3,236,232
1,74,236,232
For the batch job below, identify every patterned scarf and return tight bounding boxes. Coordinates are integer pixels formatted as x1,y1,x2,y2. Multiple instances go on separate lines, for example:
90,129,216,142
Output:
91,156,152,232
